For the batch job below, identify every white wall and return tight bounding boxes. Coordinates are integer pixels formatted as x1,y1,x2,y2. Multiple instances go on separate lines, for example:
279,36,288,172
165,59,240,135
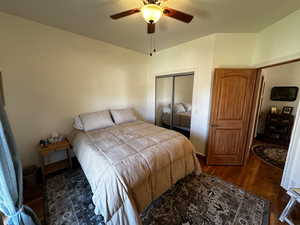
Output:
0,12,149,166
213,33,257,67
147,33,256,155
254,9,300,66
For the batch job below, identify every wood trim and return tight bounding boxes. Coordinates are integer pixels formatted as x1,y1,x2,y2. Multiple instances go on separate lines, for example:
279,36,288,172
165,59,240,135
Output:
244,69,261,164
251,75,265,139
257,57,300,69
254,75,265,135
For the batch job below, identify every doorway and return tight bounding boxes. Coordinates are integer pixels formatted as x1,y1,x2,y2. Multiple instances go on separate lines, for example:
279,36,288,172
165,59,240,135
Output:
251,61,300,170
206,69,259,165
155,72,194,138
207,63,300,168
206,63,300,224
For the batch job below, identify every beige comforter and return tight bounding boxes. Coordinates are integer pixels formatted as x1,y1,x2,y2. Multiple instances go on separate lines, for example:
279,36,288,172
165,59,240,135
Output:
71,121,201,225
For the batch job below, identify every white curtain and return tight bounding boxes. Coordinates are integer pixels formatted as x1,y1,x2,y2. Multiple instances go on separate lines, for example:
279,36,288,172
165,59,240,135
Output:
0,102,40,225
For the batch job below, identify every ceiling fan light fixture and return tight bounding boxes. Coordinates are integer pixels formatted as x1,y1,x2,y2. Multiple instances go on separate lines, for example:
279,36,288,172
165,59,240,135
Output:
141,4,163,24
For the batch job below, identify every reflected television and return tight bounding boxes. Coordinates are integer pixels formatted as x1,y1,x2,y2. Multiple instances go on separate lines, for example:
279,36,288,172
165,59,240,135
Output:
271,86,299,101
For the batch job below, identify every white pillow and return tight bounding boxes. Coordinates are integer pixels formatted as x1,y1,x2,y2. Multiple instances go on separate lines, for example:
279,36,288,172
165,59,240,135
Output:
73,116,84,130
173,103,186,113
79,110,114,131
183,103,192,112
110,108,137,124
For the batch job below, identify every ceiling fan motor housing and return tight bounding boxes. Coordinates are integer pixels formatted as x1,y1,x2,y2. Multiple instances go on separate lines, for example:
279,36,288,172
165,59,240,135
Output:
147,0,159,4
110,0,194,35
141,4,163,24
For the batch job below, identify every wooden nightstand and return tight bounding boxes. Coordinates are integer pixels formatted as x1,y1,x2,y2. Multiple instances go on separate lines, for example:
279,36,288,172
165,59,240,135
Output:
39,139,72,181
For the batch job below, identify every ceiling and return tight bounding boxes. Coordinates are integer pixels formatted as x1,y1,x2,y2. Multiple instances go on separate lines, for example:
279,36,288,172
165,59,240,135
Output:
1,0,300,54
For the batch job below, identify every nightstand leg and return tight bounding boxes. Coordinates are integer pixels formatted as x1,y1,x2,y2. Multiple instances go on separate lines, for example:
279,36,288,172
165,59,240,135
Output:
66,148,73,169
40,154,46,183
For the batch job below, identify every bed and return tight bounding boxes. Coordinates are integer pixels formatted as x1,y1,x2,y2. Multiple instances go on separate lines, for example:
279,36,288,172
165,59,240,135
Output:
70,109,201,225
161,111,191,130
160,103,192,131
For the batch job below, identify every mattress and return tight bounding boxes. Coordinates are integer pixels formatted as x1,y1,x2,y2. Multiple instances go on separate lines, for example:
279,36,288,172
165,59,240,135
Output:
70,120,201,225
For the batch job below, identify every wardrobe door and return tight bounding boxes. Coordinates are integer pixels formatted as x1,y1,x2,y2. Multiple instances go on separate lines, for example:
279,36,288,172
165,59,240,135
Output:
155,77,173,128
173,75,194,137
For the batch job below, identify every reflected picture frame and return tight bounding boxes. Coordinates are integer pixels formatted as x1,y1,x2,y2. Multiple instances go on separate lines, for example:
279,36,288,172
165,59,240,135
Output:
282,106,293,115
270,106,277,114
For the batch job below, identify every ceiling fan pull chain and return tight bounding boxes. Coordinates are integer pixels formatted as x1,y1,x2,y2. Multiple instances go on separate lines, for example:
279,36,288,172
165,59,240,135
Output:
149,34,153,56
153,35,157,53
149,34,156,56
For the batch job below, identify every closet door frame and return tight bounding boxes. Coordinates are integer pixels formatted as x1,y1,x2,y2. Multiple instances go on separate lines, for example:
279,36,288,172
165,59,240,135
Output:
155,72,194,129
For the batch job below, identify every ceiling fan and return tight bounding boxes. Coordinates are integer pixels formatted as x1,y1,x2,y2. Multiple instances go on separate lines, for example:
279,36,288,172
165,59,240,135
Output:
110,0,194,34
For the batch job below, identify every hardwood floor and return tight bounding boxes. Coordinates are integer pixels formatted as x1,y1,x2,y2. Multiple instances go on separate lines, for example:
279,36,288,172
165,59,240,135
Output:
198,152,300,225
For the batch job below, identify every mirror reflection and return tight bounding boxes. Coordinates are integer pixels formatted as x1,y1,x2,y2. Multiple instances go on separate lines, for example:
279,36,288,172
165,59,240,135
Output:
155,73,194,138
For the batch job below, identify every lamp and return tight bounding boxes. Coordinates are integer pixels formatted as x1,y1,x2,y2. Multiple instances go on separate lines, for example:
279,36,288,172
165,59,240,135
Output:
141,4,163,24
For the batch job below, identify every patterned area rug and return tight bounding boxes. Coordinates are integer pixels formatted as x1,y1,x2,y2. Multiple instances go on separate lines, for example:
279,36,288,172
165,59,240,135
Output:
46,168,269,225
252,144,288,169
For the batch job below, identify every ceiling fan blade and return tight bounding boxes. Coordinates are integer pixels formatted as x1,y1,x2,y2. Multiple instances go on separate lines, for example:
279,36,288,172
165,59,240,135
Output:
163,7,193,23
110,8,140,19
148,23,155,34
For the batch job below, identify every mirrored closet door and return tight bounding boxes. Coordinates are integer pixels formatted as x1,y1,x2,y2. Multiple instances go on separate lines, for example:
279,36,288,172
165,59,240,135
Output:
155,76,173,128
155,72,194,137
